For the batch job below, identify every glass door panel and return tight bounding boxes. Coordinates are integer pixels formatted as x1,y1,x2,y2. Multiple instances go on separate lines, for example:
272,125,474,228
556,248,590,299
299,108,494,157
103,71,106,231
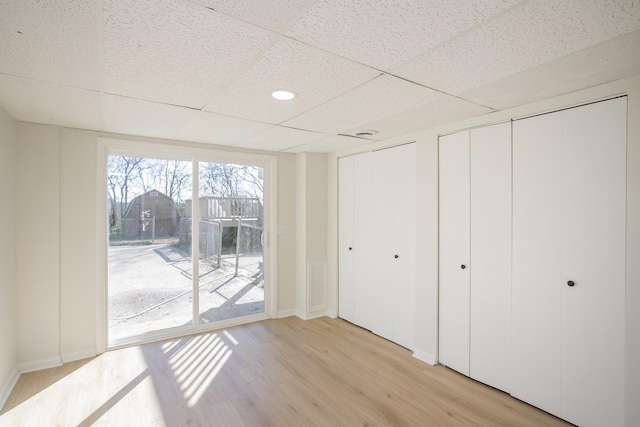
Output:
197,162,265,325
107,155,193,344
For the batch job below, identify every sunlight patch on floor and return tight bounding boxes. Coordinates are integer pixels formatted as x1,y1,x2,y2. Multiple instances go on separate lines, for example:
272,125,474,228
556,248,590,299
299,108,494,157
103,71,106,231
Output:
165,333,233,407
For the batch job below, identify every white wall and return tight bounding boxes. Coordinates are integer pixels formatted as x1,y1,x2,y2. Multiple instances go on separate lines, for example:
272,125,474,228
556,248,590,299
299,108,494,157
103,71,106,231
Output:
15,123,61,371
295,153,329,318
326,154,338,314
329,74,640,426
295,153,307,314
59,128,98,361
304,154,328,264
276,154,297,313
413,140,439,364
305,154,328,316
0,107,18,405
625,77,640,427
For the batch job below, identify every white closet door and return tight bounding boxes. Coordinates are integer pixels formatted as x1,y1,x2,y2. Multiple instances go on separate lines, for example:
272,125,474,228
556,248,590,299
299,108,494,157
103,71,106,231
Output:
439,130,471,376
338,156,355,323
469,122,511,393
353,152,376,332
371,147,398,342
384,143,416,350
560,98,626,427
512,113,563,417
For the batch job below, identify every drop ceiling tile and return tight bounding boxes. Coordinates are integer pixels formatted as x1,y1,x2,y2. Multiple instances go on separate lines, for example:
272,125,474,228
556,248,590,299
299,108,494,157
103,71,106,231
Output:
176,111,273,146
102,95,199,140
189,0,315,32
0,75,101,130
622,0,640,20
460,29,640,110
283,74,446,134
285,134,368,153
234,125,328,152
394,0,640,95
103,0,276,109
0,0,100,90
204,37,380,123
285,0,523,70
346,96,494,140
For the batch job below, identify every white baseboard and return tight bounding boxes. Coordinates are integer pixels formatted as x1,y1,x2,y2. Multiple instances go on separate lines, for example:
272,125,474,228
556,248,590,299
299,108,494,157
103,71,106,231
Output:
413,349,438,366
0,367,20,410
61,349,97,364
296,310,329,320
279,309,332,321
277,309,298,318
17,356,62,374
325,310,337,319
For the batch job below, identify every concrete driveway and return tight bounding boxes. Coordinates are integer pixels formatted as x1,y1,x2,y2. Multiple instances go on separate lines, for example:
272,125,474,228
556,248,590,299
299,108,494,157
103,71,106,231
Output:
108,243,264,342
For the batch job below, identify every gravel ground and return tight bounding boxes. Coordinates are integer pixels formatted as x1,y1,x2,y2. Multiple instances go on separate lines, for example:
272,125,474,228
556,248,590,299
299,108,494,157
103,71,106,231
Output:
108,243,264,342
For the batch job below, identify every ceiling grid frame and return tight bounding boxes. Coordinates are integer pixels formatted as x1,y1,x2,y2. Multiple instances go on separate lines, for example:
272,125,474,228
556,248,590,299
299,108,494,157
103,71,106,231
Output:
0,0,639,152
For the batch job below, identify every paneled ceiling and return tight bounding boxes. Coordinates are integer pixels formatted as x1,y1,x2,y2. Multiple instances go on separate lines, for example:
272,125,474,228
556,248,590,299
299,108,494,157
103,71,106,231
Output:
1,0,639,153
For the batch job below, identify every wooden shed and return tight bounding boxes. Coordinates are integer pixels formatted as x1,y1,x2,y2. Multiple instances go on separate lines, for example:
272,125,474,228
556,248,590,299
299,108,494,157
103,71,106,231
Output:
123,190,180,239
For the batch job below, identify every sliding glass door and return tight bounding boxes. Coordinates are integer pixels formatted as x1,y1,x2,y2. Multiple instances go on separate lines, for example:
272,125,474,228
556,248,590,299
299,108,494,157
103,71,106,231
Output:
106,150,271,347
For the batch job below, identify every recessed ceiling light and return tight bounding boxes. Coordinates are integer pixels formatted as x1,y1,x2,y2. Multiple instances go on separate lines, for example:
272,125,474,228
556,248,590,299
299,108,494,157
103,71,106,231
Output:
271,90,296,101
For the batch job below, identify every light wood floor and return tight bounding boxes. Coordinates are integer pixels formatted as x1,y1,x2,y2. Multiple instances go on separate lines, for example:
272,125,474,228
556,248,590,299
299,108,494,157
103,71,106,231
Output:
1,316,570,426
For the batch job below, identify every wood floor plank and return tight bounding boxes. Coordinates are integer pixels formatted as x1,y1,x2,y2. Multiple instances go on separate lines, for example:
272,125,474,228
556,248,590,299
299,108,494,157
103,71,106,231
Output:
205,400,247,427
0,317,571,426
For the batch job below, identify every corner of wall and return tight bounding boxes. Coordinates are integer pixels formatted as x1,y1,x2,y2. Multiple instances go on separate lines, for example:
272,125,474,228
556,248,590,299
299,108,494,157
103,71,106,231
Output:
0,366,20,410
0,106,18,411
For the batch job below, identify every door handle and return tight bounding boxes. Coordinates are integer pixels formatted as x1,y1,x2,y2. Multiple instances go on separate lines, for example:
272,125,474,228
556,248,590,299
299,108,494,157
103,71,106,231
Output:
567,280,575,287
461,264,466,270
394,254,399,259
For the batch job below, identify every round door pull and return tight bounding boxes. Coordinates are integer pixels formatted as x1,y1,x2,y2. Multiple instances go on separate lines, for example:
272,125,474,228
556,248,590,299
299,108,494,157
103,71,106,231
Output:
348,247,353,251
567,280,575,287
394,254,399,259
461,264,466,269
